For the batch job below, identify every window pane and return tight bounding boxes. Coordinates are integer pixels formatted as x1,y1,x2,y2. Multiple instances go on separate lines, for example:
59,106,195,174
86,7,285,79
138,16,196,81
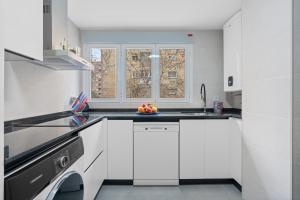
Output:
126,48,152,98
91,48,116,98
160,48,185,98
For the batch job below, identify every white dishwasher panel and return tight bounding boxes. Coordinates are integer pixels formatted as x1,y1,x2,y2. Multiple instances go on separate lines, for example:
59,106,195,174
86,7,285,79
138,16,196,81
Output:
134,123,179,185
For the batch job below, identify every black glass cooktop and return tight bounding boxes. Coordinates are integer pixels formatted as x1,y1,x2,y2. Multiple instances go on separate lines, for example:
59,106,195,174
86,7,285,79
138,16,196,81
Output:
15,114,99,127
4,114,101,174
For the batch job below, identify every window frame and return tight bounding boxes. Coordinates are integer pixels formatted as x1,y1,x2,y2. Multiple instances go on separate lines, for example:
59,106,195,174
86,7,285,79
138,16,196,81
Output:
156,44,192,103
83,43,121,102
121,44,156,103
83,43,193,103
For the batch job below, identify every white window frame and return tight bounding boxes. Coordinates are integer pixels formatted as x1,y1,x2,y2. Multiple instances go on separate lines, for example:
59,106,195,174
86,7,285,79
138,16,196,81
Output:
121,44,156,103
156,44,192,103
82,43,121,102
83,43,193,103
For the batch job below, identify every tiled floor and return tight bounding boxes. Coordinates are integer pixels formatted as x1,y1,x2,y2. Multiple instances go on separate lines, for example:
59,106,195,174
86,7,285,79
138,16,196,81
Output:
95,184,242,200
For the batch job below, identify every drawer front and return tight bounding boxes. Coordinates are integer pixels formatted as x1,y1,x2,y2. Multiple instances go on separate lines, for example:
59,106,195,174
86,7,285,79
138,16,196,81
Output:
84,152,106,200
80,121,104,171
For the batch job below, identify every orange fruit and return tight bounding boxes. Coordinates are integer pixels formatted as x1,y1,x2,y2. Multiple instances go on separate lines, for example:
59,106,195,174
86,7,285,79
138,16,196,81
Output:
138,106,145,113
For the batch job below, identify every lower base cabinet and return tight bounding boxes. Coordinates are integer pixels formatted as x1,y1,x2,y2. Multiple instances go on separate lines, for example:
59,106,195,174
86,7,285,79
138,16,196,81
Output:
180,120,205,179
180,119,233,179
84,152,106,200
107,120,133,179
204,120,230,178
229,118,242,185
79,119,108,200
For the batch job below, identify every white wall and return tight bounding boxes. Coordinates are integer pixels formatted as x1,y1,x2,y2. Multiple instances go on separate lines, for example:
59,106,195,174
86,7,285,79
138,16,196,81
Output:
4,62,81,121
81,30,238,109
242,0,292,199
293,0,300,198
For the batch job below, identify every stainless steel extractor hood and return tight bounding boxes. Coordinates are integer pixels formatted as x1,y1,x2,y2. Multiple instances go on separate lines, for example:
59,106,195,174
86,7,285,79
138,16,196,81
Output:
38,0,94,70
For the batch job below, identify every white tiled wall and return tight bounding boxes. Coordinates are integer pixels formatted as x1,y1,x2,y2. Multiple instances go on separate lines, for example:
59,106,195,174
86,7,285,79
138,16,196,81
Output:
242,0,292,199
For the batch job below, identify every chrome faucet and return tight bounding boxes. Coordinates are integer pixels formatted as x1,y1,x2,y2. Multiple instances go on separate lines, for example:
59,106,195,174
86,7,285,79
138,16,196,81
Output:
200,83,206,113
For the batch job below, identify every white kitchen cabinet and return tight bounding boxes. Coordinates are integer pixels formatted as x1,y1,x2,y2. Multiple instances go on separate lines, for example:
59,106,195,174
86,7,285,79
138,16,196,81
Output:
80,119,107,200
44,0,68,50
79,120,106,171
204,120,230,178
224,11,242,92
229,118,242,184
107,120,133,179
180,120,230,179
180,120,205,179
4,0,43,60
84,152,106,200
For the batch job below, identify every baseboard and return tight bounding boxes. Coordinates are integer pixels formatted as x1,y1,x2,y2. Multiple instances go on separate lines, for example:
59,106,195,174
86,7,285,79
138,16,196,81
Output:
179,178,232,185
179,179,242,192
231,179,242,192
133,179,179,186
102,179,242,192
103,180,133,185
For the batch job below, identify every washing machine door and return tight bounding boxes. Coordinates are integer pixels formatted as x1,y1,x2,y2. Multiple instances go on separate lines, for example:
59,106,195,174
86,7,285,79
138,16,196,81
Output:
47,172,84,200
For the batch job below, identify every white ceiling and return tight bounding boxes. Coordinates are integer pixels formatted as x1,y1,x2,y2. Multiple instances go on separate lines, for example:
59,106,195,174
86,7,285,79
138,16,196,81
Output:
68,0,241,30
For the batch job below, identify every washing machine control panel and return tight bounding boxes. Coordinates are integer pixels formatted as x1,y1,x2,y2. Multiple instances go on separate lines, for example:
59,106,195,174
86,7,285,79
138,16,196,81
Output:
5,137,84,200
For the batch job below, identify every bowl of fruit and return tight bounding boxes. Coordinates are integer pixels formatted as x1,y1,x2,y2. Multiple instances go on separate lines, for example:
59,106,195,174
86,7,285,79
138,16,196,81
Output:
137,103,158,115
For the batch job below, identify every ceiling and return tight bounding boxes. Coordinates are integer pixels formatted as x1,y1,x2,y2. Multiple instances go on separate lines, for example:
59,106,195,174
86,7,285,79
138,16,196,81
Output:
68,0,241,30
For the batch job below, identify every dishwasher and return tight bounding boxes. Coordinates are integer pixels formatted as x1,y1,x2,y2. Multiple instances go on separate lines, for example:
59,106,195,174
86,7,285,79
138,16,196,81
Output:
133,122,179,185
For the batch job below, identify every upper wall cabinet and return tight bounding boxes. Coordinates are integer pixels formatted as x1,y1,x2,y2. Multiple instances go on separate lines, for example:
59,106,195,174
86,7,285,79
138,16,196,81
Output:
4,0,43,61
223,11,242,92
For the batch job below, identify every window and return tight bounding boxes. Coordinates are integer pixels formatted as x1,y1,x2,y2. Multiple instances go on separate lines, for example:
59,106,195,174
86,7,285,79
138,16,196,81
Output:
84,44,192,102
90,47,117,98
125,48,152,98
159,48,185,98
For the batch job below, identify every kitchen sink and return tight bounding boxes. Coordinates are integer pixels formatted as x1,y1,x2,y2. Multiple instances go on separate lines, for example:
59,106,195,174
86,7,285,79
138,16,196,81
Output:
181,112,215,116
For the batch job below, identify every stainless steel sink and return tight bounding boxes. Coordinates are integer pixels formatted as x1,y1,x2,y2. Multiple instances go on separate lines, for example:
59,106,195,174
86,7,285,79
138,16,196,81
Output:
181,112,215,116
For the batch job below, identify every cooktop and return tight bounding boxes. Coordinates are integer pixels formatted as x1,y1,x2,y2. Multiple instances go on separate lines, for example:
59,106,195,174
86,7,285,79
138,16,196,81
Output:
4,114,100,174
15,114,99,127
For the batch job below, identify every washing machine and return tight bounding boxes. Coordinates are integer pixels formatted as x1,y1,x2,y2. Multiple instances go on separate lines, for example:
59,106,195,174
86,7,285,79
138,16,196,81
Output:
5,136,85,200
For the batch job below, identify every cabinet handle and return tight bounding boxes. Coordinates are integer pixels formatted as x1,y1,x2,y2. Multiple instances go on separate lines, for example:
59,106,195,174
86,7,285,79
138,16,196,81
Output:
143,127,168,131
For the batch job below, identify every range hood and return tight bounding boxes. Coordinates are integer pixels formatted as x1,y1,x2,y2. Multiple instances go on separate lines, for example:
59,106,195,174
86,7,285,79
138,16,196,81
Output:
35,50,94,70
39,0,94,70
5,0,94,70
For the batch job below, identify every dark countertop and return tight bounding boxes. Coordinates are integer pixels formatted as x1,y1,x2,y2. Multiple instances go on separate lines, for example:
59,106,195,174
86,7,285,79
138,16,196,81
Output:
4,108,241,175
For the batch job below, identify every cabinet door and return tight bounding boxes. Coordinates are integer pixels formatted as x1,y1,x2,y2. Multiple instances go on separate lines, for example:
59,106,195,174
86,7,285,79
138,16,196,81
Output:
4,0,43,60
84,152,106,200
108,120,133,179
229,118,242,184
79,121,104,171
204,120,230,178
224,12,242,92
180,120,205,179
